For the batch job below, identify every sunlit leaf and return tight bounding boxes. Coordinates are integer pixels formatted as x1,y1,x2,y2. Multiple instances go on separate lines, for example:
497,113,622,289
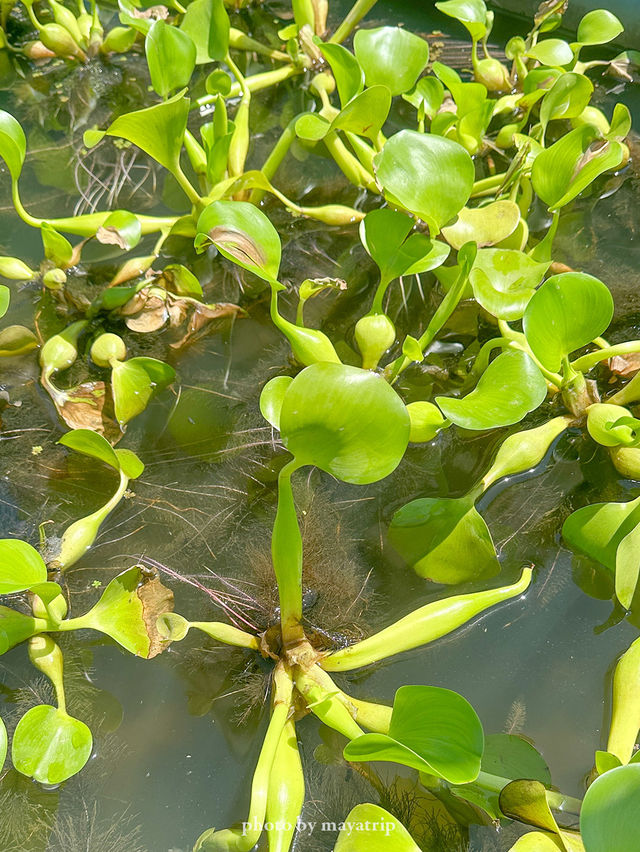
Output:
331,86,391,142
403,77,445,120
84,92,189,175
360,209,440,285
58,428,120,470
375,130,474,233
196,200,281,283
344,685,484,784
260,376,293,430
279,363,410,484
526,39,573,66
523,272,613,371
334,804,420,851
111,357,175,426
435,0,488,41
540,73,594,134
114,448,145,480
0,539,47,595
0,716,6,771
0,110,26,182
441,201,520,250
0,285,8,319
562,495,640,573
318,42,363,107
532,124,624,210
436,350,547,430
353,26,429,96
146,20,196,97
0,325,38,357
180,0,230,63
41,223,72,267
577,9,623,46
389,495,499,583
469,248,549,321
580,764,640,852
12,705,92,784
615,523,640,609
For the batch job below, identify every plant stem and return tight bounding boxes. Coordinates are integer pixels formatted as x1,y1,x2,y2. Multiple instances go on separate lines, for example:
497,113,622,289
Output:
320,567,532,672
272,459,305,648
189,622,260,650
172,162,202,206
330,0,379,44
226,52,251,179
571,341,640,374
312,668,393,733
194,66,303,110
323,130,378,192
229,27,289,62
470,172,508,198
250,116,298,204
294,667,364,739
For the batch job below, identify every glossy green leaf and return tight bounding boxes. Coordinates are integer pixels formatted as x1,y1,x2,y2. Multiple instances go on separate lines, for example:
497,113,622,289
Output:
499,780,560,832
469,249,549,321
359,209,439,285
84,92,189,175
0,284,8,319
436,350,547,430
344,685,484,784
441,201,520,250
523,272,613,372
0,256,35,280
58,428,120,471
526,39,573,66
146,20,196,98
334,804,420,851
540,73,594,134
279,363,410,484
332,86,391,142
586,404,637,448
388,495,499,584
195,200,281,283
0,715,6,772
481,734,551,785
403,76,445,120
531,124,624,210
160,264,202,297
12,705,92,784
180,0,230,64
608,103,632,142
577,9,624,46
76,566,173,658
353,26,429,97
407,401,448,442
318,43,363,107
0,539,47,595
0,110,26,182
41,223,72,267
435,0,487,40
0,325,38,357
260,376,293,430
375,131,474,233
96,210,142,251
508,833,564,851
114,448,145,480
615,523,640,609
111,357,174,426
581,764,640,851
562,495,640,573
595,750,623,775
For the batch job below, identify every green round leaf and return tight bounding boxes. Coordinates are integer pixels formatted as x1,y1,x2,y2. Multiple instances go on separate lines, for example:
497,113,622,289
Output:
344,685,484,784
0,324,38,357
435,0,488,40
195,200,281,283
318,42,363,107
540,73,594,134
0,110,26,183
482,734,551,786
441,200,521,250
360,209,440,284
114,448,145,480
260,376,293,430
523,272,614,372
12,705,93,784
470,249,549,321
0,539,47,595
0,715,6,772
334,804,420,851
146,19,196,98
562,495,640,573
353,26,429,97
436,350,547,430
577,9,624,46
279,363,410,484
58,428,120,470
581,764,640,852
375,130,474,233
180,0,230,64
526,39,573,67
331,86,391,142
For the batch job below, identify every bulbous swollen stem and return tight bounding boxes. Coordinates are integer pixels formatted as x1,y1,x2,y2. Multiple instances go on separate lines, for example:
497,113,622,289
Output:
52,468,130,572
293,666,364,740
320,567,533,672
272,460,306,649
308,665,392,733
194,663,293,852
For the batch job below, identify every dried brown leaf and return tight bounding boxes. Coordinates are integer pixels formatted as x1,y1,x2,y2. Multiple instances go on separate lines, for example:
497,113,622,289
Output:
56,381,121,443
609,353,640,377
169,302,245,349
137,572,174,659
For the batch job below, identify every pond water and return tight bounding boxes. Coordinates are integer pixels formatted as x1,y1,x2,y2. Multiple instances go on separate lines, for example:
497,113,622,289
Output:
1,2,639,851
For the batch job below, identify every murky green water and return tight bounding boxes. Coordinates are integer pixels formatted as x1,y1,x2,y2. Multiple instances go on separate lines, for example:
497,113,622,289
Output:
1,2,640,850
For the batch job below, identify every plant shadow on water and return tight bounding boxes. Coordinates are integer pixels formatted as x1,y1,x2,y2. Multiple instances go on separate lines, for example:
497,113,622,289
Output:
2,0,640,850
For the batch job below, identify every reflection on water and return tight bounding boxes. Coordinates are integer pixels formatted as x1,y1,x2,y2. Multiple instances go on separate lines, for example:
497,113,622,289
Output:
1,2,640,850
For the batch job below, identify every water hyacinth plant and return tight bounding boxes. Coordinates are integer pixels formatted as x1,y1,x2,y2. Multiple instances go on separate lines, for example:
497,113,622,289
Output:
1,0,640,849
